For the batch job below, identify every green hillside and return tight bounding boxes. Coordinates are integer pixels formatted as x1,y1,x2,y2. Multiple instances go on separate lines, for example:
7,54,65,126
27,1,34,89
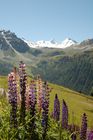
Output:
32,50,93,95
50,83,93,128
0,76,93,128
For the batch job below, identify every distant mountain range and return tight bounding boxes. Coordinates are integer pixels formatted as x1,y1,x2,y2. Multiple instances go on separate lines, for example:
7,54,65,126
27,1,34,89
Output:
0,29,93,95
24,38,77,48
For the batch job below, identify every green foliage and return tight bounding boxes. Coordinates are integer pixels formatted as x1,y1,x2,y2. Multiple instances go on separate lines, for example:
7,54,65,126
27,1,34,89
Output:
0,101,72,140
0,96,10,140
32,52,93,95
0,88,93,139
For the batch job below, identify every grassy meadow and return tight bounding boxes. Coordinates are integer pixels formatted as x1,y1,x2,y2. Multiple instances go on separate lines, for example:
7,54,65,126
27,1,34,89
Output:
0,76,93,129
50,83,93,128
0,76,8,89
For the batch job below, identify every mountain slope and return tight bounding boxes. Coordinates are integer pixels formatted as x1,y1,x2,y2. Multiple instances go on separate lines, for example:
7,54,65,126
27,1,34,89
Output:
0,30,30,53
0,30,40,75
0,29,93,95
31,48,93,94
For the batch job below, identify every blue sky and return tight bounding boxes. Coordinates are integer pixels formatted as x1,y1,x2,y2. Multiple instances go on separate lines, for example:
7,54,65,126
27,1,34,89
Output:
0,0,93,42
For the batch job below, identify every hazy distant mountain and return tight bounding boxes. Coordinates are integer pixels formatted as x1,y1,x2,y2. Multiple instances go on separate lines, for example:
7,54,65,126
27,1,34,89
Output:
80,39,93,46
0,29,93,95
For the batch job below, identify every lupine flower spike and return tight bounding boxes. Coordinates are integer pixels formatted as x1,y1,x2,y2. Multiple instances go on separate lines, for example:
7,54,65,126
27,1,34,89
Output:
28,80,37,139
29,80,36,129
19,61,27,124
8,72,17,128
36,75,43,113
80,113,87,140
53,94,60,121
42,81,50,140
25,81,30,110
62,99,68,129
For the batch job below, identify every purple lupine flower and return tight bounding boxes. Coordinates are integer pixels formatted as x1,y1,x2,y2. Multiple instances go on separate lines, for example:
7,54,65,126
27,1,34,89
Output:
29,80,36,129
42,81,50,140
62,99,68,129
8,72,17,128
27,80,37,139
87,131,93,140
36,75,43,113
80,113,87,140
19,61,27,124
53,94,60,121
25,82,29,110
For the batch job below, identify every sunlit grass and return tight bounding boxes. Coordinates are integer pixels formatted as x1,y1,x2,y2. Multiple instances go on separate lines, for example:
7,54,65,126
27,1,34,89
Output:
49,83,93,128
0,76,8,89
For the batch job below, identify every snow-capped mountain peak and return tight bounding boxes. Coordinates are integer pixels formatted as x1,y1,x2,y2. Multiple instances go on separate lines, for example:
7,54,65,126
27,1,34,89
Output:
24,38,77,49
60,38,77,48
